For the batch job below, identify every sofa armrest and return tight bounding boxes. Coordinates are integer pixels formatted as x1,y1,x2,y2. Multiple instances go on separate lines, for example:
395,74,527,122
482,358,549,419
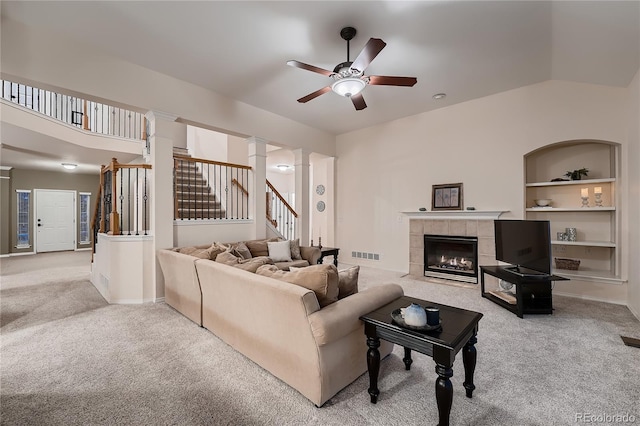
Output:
300,246,321,265
157,249,203,325
307,283,404,346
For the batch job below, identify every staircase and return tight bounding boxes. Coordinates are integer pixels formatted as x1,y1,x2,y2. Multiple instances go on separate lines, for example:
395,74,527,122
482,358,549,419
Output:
173,148,226,219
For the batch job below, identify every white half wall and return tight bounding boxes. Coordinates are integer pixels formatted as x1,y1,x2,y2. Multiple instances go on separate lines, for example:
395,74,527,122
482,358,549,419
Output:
174,221,254,247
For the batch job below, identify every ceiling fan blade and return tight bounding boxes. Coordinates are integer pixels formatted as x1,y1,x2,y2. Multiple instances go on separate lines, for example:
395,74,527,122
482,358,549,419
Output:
350,38,387,74
350,93,367,111
287,60,334,77
297,86,332,103
368,75,417,87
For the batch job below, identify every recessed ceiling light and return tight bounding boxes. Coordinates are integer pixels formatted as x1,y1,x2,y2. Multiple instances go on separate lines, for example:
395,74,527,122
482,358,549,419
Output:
432,93,447,100
62,163,77,170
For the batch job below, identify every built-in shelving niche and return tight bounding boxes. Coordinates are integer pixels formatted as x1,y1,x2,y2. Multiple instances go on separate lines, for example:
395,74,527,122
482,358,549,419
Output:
524,141,622,284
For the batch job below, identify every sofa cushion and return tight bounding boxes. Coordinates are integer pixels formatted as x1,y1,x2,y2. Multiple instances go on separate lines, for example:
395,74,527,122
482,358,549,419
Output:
274,259,310,271
289,239,302,260
256,264,339,307
267,241,292,262
338,266,360,299
245,238,278,257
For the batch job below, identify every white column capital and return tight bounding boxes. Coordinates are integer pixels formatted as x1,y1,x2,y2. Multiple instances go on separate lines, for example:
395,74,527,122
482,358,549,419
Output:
145,110,179,122
247,137,268,158
294,148,311,167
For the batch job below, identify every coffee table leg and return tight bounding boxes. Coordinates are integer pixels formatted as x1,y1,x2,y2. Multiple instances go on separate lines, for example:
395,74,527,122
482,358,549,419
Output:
435,364,453,426
403,347,413,370
462,334,477,398
366,336,381,403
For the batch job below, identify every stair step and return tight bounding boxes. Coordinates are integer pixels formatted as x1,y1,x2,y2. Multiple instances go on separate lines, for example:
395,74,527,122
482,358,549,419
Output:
173,147,190,155
177,208,227,219
178,201,223,209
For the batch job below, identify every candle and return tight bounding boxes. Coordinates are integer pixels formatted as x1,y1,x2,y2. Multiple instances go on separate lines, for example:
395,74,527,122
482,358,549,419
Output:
594,187,602,194
581,188,588,197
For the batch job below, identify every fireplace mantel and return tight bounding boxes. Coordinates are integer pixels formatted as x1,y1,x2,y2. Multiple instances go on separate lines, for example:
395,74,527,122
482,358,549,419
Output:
401,210,508,220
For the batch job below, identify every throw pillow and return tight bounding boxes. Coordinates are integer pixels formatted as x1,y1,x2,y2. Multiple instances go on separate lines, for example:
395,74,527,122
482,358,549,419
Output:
178,246,214,259
256,264,339,307
338,266,360,299
267,240,292,262
289,239,302,260
209,242,230,261
245,238,278,257
234,256,274,273
215,250,241,266
230,242,252,260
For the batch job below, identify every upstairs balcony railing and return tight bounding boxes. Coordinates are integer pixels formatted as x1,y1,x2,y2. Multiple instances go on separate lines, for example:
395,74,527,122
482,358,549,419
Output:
1,79,146,141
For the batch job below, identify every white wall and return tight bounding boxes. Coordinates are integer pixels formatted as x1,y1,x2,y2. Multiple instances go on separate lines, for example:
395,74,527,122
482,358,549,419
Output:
336,80,632,303
626,69,640,318
187,126,227,161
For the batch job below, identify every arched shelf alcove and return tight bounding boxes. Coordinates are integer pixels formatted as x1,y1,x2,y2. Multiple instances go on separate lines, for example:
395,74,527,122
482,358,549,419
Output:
524,140,623,284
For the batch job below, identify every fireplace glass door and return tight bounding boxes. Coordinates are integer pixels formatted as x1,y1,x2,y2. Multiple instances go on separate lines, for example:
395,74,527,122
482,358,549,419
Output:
424,235,478,284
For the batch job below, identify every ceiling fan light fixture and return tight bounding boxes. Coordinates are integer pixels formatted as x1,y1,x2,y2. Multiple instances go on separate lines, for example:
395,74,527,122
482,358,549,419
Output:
331,77,366,98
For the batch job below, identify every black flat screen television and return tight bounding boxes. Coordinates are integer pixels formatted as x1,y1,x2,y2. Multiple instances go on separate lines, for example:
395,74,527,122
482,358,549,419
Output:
494,220,552,277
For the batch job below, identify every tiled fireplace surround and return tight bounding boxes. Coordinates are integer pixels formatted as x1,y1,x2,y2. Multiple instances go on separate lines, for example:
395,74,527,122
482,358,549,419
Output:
409,218,498,281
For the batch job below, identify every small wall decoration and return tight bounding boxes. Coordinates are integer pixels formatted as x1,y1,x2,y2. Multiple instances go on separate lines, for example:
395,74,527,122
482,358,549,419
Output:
432,183,463,211
316,201,326,212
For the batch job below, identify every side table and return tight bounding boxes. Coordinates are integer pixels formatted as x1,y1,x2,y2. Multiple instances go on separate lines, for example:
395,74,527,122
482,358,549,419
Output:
317,247,339,267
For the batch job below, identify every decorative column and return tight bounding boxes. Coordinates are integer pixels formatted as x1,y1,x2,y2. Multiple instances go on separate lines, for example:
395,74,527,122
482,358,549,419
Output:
247,137,267,240
294,148,310,245
146,110,185,301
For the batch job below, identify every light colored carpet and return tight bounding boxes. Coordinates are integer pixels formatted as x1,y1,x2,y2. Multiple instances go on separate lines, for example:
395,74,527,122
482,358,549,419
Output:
1,252,639,425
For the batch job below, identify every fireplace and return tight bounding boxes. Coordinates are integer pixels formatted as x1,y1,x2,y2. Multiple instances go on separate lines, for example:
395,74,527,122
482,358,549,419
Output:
424,234,479,284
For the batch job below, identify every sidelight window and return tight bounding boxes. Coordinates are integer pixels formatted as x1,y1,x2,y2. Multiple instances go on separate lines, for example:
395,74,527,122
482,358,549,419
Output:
16,190,31,248
79,192,91,244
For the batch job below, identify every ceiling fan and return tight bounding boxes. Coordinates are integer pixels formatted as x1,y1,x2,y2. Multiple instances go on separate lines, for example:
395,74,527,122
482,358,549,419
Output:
287,27,417,111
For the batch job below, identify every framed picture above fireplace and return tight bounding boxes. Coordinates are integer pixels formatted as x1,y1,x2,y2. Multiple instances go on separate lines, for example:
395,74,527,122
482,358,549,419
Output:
432,183,463,211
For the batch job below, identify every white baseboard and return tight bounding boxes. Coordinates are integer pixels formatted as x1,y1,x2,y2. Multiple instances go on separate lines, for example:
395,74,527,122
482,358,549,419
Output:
553,291,627,306
8,251,36,257
627,303,640,322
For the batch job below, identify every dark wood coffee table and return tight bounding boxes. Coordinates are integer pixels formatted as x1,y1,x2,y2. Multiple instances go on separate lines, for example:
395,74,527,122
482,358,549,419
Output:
360,296,483,426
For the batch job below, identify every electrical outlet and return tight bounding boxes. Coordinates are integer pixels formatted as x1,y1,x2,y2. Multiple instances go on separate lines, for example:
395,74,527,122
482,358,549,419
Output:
555,245,566,254
585,247,592,255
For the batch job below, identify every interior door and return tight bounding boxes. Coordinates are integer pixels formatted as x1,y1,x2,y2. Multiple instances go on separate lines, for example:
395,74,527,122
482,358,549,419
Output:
36,189,76,253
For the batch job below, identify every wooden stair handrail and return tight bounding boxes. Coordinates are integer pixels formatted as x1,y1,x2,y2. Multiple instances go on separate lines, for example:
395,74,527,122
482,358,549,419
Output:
266,180,298,218
174,154,252,170
231,178,249,196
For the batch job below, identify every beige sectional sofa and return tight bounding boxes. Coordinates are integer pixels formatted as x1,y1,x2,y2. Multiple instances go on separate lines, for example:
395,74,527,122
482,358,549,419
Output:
157,239,404,406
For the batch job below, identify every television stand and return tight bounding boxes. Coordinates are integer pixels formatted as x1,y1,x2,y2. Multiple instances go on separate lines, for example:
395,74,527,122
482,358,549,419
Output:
480,265,568,318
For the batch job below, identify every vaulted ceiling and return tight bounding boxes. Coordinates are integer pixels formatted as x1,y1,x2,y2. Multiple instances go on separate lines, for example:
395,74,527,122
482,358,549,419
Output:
1,1,639,173
2,1,638,137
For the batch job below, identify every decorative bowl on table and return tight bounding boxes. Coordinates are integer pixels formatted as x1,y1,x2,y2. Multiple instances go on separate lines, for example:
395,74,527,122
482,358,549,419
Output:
534,199,552,207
